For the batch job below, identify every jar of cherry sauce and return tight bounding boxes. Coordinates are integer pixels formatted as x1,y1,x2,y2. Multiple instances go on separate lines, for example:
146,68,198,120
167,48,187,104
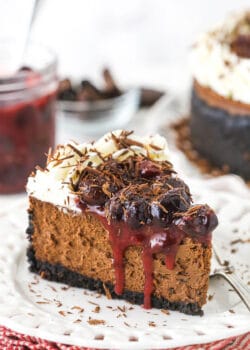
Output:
0,45,58,193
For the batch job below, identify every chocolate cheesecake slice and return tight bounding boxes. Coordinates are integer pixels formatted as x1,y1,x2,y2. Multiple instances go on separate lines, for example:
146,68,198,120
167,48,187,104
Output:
26,130,218,315
190,11,250,180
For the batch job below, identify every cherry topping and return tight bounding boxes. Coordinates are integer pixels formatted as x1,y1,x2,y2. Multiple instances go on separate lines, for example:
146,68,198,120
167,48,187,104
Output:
124,199,151,229
78,178,108,206
174,205,218,238
158,188,190,212
139,159,161,178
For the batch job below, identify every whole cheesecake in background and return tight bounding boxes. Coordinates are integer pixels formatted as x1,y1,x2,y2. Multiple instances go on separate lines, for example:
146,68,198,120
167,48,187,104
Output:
190,11,250,180
26,130,218,315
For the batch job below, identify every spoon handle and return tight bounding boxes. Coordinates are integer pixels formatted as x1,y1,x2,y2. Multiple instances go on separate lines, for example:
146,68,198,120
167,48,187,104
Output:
218,270,250,312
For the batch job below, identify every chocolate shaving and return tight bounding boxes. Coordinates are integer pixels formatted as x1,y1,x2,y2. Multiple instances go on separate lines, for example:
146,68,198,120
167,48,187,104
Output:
35,165,48,173
36,301,49,304
73,319,82,323
149,143,163,151
60,163,79,169
230,239,244,245
123,138,144,148
67,143,85,157
103,283,112,299
71,306,84,313
58,310,66,317
161,309,170,315
117,305,127,313
88,318,106,325
208,294,214,301
46,147,53,165
92,306,101,313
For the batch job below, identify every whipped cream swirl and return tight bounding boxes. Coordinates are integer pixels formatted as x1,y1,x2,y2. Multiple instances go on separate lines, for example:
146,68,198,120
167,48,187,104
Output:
26,130,170,211
190,11,250,104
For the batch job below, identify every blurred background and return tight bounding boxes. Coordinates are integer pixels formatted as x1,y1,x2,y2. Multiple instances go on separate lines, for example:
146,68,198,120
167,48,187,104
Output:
32,0,250,89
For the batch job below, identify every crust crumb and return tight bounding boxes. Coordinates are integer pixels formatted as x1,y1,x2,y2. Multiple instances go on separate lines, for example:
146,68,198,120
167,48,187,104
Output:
103,283,112,299
71,306,84,313
92,306,101,313
88,317,106,325
161,309,170,315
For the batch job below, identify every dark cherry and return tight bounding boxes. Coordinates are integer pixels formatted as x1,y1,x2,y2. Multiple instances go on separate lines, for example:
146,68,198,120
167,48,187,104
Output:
159,188,190,213
108,189,153,229
124,199,151,229
139,160,161,178
108,197,124,221
167,177,191,196
150,201,171,225
109,196,151,229
106,174,192,229
176,205,218,237
192,206,218,234
78,178,108,206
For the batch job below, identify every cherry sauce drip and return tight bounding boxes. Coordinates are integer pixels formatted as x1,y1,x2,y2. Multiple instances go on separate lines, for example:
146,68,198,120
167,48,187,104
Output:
78,201,216,309
76,156,218,308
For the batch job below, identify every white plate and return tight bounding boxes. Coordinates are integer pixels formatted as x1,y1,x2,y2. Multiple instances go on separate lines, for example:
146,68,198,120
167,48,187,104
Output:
0,164,249,349
0,98,249,349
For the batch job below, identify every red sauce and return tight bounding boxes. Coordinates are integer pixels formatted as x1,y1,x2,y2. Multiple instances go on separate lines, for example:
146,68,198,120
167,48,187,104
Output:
79,202,213,309
0,82,56,193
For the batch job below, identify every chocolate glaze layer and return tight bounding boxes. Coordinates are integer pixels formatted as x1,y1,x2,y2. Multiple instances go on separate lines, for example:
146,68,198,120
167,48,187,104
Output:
190,86,250,180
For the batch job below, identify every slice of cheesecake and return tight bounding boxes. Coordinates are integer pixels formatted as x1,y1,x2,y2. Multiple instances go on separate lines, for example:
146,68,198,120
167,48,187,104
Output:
26,130,218,315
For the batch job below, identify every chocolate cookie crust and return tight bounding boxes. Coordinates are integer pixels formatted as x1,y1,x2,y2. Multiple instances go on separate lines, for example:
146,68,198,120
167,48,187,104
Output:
27,245,203,315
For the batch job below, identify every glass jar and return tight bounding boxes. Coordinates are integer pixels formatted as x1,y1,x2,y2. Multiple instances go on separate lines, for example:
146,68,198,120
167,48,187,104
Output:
0,44,58,193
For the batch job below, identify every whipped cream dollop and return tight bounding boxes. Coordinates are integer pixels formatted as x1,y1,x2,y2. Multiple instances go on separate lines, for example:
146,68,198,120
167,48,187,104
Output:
190,11,250,104
27,130,170,211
